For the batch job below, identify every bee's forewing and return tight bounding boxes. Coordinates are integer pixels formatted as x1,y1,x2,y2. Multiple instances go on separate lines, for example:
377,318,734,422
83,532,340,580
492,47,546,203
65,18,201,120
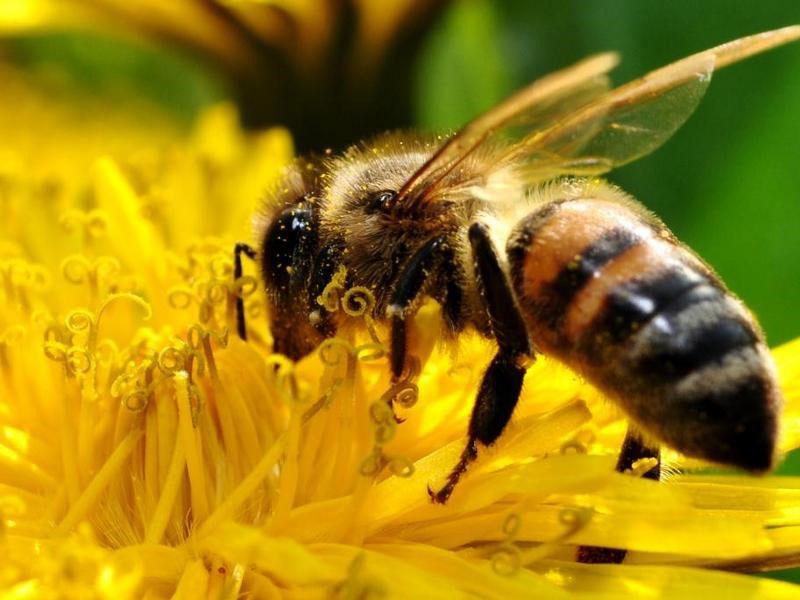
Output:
401,26,800,200
516,26,800,181
514,53,715,180
396,52,619,202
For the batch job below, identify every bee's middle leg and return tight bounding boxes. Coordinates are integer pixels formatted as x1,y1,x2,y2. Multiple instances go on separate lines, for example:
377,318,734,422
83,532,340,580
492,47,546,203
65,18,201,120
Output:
576,426,660,563
429,223,533,504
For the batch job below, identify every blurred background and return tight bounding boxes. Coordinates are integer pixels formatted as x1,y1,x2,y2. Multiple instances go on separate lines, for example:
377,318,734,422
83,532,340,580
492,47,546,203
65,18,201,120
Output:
1,0,799,580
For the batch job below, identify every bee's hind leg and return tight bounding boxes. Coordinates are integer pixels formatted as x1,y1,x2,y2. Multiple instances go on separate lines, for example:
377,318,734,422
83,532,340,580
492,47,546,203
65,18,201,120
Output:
577,426,660,563
429,223,533,504
428,352,529,503
233,242,258,341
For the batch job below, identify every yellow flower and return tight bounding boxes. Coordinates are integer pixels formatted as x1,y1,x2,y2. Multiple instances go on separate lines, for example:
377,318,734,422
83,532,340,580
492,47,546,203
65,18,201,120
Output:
0,0,436,73
3,57,800,599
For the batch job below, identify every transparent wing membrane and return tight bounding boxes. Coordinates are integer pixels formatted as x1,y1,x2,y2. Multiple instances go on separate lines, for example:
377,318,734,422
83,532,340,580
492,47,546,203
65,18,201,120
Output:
517,54,714,180
396,52,619,203
398,26,800,204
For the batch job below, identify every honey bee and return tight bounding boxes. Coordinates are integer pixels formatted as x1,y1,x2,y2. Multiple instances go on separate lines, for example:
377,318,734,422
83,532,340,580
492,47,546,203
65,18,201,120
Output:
235,27,799,552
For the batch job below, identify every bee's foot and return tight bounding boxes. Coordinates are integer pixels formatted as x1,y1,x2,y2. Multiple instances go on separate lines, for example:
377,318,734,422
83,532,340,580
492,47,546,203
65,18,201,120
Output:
427,483,453,505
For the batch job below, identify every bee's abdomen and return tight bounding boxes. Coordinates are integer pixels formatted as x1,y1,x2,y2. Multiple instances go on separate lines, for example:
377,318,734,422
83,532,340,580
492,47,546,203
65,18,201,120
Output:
507,198,667,350
507,198,781,471
603,277,756,382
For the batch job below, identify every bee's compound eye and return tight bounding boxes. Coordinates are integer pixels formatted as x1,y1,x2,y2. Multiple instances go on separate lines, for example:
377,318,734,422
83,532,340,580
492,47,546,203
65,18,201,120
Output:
366,190,397,213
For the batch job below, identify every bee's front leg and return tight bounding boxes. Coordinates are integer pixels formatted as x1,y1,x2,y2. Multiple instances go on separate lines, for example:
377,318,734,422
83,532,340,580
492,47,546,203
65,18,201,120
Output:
382,235,459,424
233,242,258,340
386,235,452,382
576,426,660,563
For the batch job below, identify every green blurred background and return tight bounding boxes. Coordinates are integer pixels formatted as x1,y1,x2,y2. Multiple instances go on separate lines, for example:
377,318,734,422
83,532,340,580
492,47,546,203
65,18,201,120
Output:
3,0,800,581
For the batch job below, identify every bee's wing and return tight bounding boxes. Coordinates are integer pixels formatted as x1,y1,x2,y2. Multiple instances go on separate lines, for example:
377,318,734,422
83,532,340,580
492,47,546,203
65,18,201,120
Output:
400,26,800,204
509,53,715,180
514,26,800,181
396,52,620,202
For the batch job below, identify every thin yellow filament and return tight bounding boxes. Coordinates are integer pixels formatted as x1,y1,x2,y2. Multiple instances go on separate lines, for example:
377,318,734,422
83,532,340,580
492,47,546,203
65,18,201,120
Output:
43,485,67,524
175,371,210,523
143,406,159,520
145,436,186,544
0,443,57,491
268,412,301,533
54,427,143,535
95,293,152,351
224,563,246,600
59,399,81,505
171,558,209,599
77,367,97,483
518,506,594,565
156,384,179,490
197,433,286,540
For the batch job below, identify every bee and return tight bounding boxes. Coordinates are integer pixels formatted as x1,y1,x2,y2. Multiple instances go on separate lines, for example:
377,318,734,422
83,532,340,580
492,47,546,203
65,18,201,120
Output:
235,27,799,557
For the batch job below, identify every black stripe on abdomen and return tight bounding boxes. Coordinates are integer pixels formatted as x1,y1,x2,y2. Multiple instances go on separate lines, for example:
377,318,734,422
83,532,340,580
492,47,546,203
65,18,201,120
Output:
578,265,705,360
507,199,570,293
573,263,777,474
535,227,640,329
580,264,758,380
627,284,758,383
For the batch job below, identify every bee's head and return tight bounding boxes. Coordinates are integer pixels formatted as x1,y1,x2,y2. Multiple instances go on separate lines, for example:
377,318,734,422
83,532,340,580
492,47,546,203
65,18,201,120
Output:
255,162,327,361
315,134,463,305
321,133,446,226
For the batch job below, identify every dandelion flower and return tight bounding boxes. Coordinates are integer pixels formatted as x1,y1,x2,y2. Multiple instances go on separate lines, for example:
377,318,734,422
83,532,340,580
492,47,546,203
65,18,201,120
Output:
3,65,800,599
0,0,438,73
0,0,447,153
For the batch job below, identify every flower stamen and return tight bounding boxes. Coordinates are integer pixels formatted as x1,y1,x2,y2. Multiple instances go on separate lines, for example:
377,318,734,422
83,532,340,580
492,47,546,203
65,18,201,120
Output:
197,434,286,540
54,428,143,536
518,507,595,566
175,371,210,523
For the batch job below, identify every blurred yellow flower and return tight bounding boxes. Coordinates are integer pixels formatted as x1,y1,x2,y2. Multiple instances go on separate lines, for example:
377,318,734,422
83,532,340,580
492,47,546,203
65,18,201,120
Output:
0,0,436,73
0,0,449,154
2,44,800,600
